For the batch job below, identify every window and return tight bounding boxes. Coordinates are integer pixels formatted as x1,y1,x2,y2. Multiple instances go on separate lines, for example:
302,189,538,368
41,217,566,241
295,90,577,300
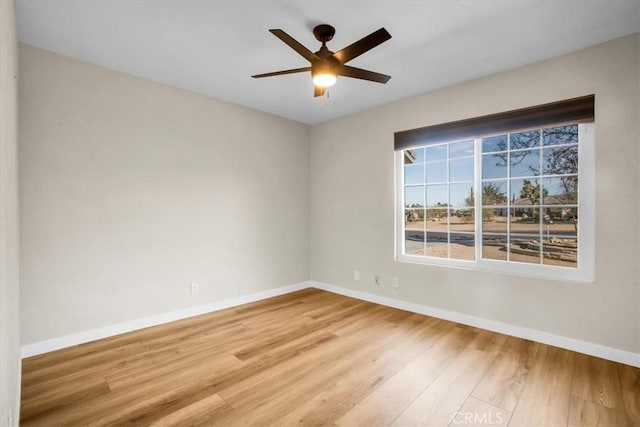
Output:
395,96,595,282
403,140,476,261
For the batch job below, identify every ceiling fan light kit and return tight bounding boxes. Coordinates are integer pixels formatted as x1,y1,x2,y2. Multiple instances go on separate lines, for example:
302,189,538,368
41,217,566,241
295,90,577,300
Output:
311,62,337,88
312,72,337,88
252,24,392,97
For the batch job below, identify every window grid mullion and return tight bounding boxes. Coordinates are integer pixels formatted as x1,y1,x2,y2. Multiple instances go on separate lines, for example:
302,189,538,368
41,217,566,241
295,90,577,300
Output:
423,152,427,259
422,156,426,257
446,144,451,259
506,133,511,261
475,138,482,263
538,128,543,264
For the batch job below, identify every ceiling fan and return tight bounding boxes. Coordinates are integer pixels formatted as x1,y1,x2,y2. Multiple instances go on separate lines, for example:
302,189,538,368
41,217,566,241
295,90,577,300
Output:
252,24,392,97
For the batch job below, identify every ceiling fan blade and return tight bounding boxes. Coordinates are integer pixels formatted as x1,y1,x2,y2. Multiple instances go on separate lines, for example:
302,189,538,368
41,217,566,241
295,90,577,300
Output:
269,29,319,63
332,28,391,64
252,67,311,79
338,65,391,84
314,86,325,97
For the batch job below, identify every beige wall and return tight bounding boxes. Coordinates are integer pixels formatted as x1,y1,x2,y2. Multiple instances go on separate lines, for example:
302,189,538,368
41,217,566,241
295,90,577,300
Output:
310,34,640,353
19,45,310,345
18,32,639,357
0,0,21,424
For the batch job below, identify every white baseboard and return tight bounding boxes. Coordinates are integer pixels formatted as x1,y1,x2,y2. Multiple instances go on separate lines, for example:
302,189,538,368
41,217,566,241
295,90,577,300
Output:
21,281,311,358
311,281,640,368
22,280,639,368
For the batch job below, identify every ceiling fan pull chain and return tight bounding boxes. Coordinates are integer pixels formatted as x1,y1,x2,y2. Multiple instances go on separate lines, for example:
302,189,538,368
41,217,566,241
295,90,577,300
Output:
318,89,329,107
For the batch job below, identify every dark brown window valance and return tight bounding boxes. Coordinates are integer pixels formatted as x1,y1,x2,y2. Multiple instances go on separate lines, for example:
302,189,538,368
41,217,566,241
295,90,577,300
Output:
394,94,594,151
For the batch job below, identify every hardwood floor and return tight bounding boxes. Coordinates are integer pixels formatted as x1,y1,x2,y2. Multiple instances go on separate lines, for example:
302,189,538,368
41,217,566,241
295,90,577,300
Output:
20,288,639,426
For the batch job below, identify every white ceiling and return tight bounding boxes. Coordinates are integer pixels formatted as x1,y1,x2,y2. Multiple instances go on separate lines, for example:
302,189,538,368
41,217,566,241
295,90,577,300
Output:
16,0,640,125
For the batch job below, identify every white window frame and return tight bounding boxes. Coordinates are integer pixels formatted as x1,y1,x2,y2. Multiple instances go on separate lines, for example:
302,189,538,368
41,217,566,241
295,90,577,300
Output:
395,123,595,283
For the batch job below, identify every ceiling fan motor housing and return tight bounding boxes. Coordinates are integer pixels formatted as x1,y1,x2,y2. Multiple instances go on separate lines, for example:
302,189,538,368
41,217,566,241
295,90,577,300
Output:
313,24,335,44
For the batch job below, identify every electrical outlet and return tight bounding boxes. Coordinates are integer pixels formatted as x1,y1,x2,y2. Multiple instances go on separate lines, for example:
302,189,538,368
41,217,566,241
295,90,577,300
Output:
190,283,199,294
392,277,399,288
353,270,360,281
374,274,381,286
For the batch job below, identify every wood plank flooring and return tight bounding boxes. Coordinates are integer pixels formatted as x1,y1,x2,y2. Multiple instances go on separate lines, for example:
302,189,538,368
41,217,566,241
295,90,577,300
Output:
20,288,640,426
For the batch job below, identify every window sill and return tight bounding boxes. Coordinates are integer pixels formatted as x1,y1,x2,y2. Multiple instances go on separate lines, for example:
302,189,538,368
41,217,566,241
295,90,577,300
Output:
395,254,594,284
